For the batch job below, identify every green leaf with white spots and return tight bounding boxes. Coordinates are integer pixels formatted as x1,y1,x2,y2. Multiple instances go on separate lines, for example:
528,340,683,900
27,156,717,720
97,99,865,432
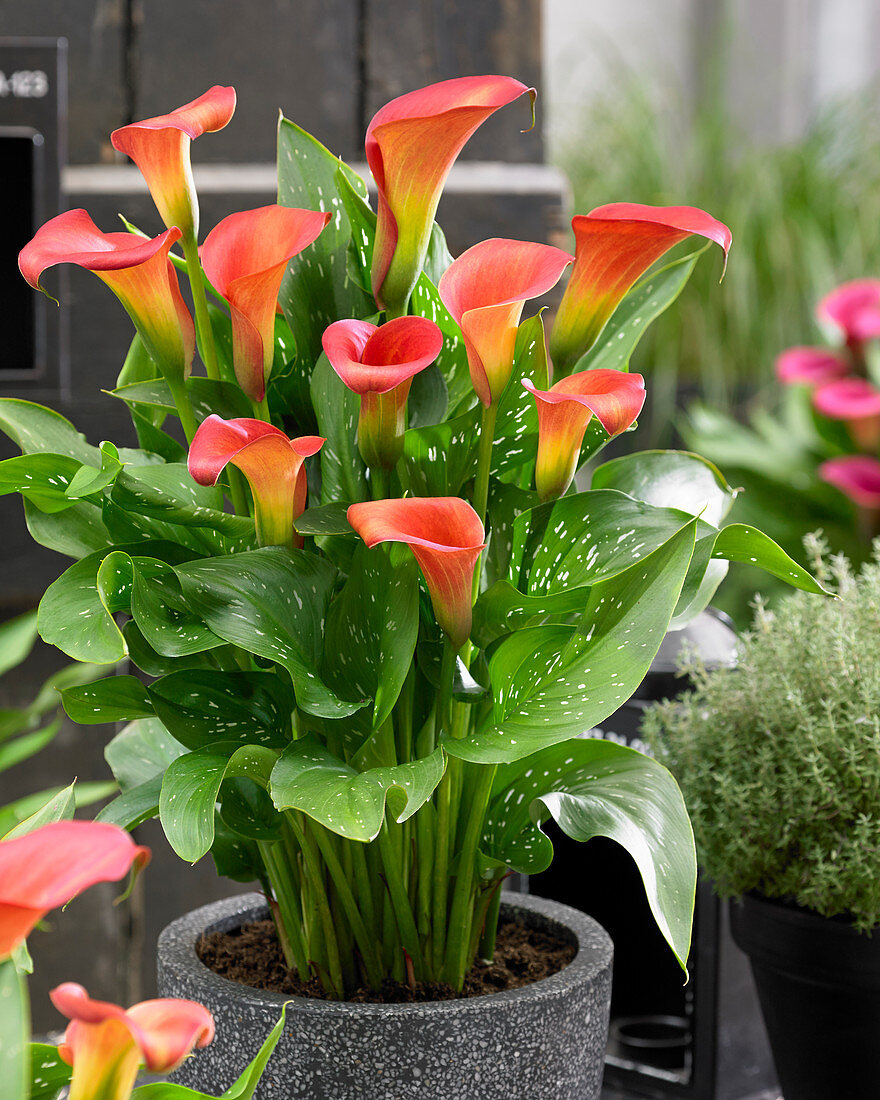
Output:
109,377,252,422
447,521,697,763
148,670,295,751
64,440,122,500
483,738,697,971
310,351,370,505
174,548,366,719
61,675,153,724
131,561,225,658
0,453,83,512
294,502,354,536
472,580,588,648
111,463,254,538
29,1043,71,1100
0,399,100,465
270,735,445,841
22,496,113,558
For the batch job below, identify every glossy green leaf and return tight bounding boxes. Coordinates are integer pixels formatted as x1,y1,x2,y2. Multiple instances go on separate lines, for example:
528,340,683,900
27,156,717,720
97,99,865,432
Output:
64,440,122,500
95,774,163,830
0,782,115,840
484,738,697,970
0,453,83,512
472,580,587,649
110,377,252,422
104,717,186,790
310,351,370,505
2,781,77,840
175,548,364,719
111,464,253,540
131,561,224,658
448,521,697,763
294,502,353,536
270,736,445,841
23,495,113,559
29,1043,71,1100
61,675,153,724
0,399,99,464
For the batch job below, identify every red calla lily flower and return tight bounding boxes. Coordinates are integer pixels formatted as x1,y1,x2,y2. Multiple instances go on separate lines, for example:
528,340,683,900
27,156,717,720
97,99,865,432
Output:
366,75,535,315
549,204,732,375
347,497,485,649
438,238,573,407
0,821,150,959
775,346,851,388
820,455,880,508
111,85,236,239
524,369,646,501
817,279,880,349
19,209,194,380
201,205,331,402
813,377,880,451
52,982,214,1100
322,316,443,469
189,415,324,547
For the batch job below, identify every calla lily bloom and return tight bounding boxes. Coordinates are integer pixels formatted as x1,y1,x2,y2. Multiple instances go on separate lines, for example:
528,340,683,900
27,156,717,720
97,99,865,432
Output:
775,346,851,388
524,369,646,501
189,415,324,547
817,279,880,349
348,497,485,649
111,85,236,240
201,205,331,402
819,455,880,508
322,316,443,469
438,238,573,407
19,209,194,380
812,377,880,451
366,75,535,315
549,204,732,375
0,821,150,959
52,982,214,1100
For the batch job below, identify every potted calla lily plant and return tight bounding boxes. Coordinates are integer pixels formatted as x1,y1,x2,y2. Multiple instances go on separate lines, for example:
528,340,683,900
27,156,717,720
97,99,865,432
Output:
6,76,825,1099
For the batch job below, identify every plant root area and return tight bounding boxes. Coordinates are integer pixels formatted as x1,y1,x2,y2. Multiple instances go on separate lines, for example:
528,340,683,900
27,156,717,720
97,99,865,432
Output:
197,916,576,1003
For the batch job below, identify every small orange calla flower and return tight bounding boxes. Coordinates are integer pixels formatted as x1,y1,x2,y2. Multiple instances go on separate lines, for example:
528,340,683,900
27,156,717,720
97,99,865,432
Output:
347,497,485,649
549,204,732,375
366,75,534,315
438,238,573,407
201,205,331,402
322,316,443,469
524,369,646,501
0,821,149,959
189,414,324,547
52,982,214,1100
19,209,194,380
111,85,236,239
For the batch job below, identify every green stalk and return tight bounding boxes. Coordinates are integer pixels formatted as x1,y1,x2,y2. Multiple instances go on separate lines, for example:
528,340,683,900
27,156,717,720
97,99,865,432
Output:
472,402,498,526
371,466,389,500
182,232,221,382
225,467,251,519
286,814,344,998
252,393,272,422
378,819,424,979
475,876,504,961
165,374,198,446
258,838,309,980
430,641,457,974
350,839,379,944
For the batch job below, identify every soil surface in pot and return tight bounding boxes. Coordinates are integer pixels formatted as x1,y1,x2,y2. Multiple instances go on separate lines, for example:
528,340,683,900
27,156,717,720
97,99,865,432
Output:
197,915,576,1003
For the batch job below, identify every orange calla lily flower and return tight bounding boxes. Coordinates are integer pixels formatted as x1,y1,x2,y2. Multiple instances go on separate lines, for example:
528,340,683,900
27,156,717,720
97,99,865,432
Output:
366,75,535,316
201,205,331,402
438,238,573,407
524,368,646,501
0,821,149,959
322,316,443,469
348,497,485,649
549,204,732,375
52,982,214,1100
111,85,236,239
19,209,194,380
189,414,324,547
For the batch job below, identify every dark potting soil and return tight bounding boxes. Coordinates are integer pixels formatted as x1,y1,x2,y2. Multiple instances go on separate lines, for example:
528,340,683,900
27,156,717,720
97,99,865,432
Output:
197,915,576,1003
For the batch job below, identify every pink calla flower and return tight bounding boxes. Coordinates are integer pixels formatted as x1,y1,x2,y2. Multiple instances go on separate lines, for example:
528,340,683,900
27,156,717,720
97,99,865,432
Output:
52,982,214,1100
322,316,443,469
549,204,732,374
19,209,194,379
0,821,150,959
819,455,880,508
775,346,851,388
524,369,646,501
111,85,236,239
366,75,535,315
816,279,880,348
348,497,485,649
812,377,880,451
201,205,331,402
438,238,573,407
189,415,324,547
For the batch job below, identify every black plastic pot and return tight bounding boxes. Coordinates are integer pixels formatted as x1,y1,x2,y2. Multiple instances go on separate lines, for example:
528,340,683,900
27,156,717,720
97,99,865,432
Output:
729,893,880,1100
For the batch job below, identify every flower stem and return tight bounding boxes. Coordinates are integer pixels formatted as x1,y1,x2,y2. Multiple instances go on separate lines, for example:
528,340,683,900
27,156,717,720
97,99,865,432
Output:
182,232,221,382
378,819,424,979
429,640,457,974
165,374,198,446
473,402,498,525
286,814,344,998
258,838,309,980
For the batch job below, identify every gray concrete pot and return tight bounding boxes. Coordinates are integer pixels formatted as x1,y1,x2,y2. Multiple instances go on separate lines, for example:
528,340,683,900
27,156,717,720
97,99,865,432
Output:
158,891,613,1100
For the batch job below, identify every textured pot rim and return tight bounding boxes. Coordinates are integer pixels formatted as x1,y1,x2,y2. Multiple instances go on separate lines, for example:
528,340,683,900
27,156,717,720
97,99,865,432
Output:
159,890,613,1018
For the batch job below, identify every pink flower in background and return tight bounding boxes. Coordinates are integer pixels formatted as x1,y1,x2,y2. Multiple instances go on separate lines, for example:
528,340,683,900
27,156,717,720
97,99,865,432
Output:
819,455,880,508
812,377,880,452
775,346,850,388
816,279,880,349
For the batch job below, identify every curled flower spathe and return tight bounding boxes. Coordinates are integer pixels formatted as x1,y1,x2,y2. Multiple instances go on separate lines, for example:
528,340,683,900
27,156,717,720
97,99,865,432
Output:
201,205,331,403
549,204,732,375
439,238,573,407
366,75,535,316
189,415,324,548
347,497,485,649
52,982,213,1100
111,85,236,239
524,369,646,501
775,346,851,388
819,455,880,509
322,316,443,469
